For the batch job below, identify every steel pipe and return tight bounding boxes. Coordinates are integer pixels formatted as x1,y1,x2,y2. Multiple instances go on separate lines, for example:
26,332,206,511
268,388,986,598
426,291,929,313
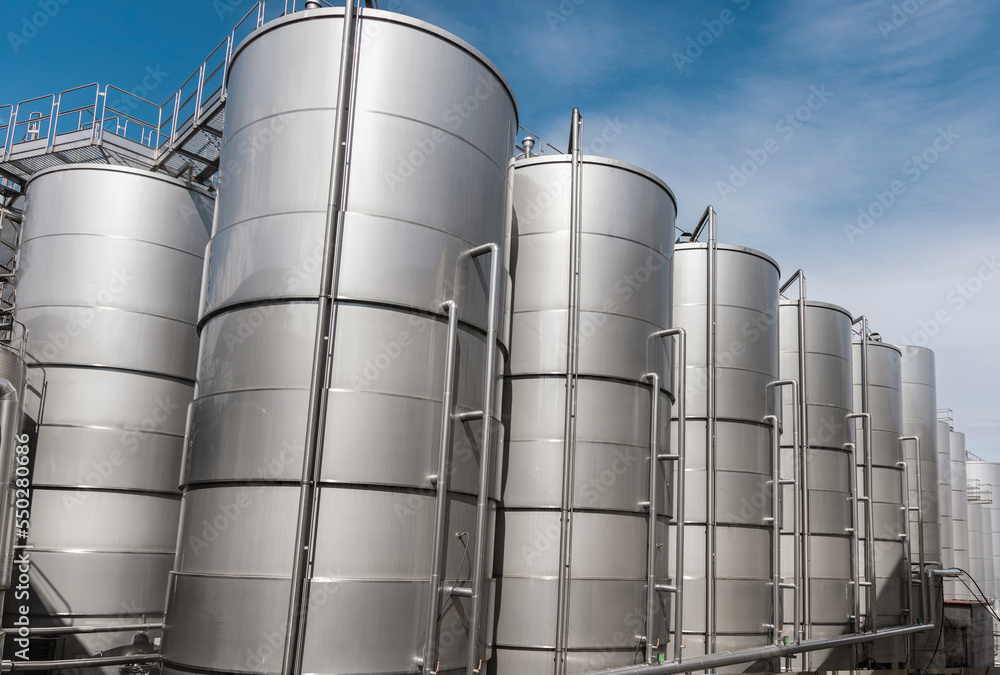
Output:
578,622,934,675
282,2,360,673
846,412,875,632
465,243,503,675
554,107,584,675
764,414,782,644
765,378,802,647
1,655,160,672
899,435,926,621
647,327,687,664
19,624,162,636
421,300,461,670
897,459,914,626
845,442,862,631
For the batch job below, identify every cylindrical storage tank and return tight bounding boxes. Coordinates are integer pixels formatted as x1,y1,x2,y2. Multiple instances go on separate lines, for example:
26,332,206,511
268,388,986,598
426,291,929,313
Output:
949,430,970,599
495,153,677,673
967,461,1000,601
9,165,212,661
937,421,954,575
159,8,517,675
672,242,779,659
852,340,907,664
897,346,942,569
968,500,986,598
778,300,854,669
0,343,27,650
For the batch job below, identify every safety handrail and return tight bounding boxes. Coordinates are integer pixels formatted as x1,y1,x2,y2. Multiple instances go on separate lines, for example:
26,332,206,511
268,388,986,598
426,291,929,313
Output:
52,83,101,142
201,37,232,112
10,95,55,148
420,299,460,673
900,435,926,621
461,242,502,675
847,411,876,632
896,458,915,627
645,327,687,665
0,105,12,156
765,378,802,654
100,86,161,148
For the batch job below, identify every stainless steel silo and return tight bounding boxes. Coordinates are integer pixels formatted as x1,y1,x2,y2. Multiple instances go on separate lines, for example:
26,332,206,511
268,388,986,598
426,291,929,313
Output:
159,6,517,675
967,461,1000,600
11,164,213,661
671,230,780,660
949,430,970,599
778,298,855,669
897,346,941,573
852,338,908,664
937,421,954,578
0,341,27,657
495,143,678,674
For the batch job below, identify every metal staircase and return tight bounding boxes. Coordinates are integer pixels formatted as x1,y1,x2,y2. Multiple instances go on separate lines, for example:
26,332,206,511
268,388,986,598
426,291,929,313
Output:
0,0,356,347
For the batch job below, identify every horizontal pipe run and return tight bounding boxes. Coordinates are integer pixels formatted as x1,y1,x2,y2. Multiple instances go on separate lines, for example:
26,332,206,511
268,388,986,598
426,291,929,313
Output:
15,623,162,636
1,655,160,671
579,623,934,675
928,568,963,578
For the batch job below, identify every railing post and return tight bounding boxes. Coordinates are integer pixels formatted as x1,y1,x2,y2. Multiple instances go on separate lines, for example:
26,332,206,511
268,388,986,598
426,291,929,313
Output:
464,242,502,675
419,299,460,674
645,327,687,664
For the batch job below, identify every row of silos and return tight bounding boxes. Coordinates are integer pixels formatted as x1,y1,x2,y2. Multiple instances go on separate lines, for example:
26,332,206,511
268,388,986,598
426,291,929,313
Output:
3,4,995,675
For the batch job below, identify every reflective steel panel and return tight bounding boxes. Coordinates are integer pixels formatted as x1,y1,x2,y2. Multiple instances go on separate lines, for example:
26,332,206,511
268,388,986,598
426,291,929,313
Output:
159,8,517,674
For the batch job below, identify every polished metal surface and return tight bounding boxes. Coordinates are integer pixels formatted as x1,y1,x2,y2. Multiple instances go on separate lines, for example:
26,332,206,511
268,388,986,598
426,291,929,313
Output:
896,346,942,568
852,340,907,663
949,430,970,599
9,164,211,664
967,461,1000,601
496,153,676,674
0,345,26,656
778,300,854,669
672,242,780,658
158,8,517,675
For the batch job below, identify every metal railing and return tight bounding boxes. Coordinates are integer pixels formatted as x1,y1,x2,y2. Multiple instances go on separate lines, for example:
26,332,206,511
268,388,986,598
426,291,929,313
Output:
0,0,359,177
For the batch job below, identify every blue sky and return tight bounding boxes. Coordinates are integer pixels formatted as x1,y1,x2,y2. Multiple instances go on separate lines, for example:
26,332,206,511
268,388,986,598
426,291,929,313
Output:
2,0,998,457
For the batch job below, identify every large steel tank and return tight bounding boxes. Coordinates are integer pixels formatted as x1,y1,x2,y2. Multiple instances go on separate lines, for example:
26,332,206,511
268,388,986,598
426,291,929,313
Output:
0,343,27,657
671,239,780,659
495,150,677,673
159,7,517,675
937,422,954,576
967,461,1000,600
9,164,212,661
778,299,854,669
852,339,908,664
949,430,970,599
897,346,941,569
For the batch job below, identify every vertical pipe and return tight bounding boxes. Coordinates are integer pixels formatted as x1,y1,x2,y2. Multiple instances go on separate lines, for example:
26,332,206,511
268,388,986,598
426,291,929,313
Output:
897,459,914,627
900,436,926,622
646,328,687,664
705,206,717,654
554,108,583,675
422,301,460,671
845,442,861,631
765,414,781,645
672,331,686,665
282,3,358,673
645,372,661,666
847,412,875,633
466,245,502,675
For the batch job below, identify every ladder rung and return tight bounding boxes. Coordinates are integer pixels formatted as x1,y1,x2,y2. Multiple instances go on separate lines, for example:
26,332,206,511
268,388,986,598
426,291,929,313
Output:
454,410,484,422
657,453,680,462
